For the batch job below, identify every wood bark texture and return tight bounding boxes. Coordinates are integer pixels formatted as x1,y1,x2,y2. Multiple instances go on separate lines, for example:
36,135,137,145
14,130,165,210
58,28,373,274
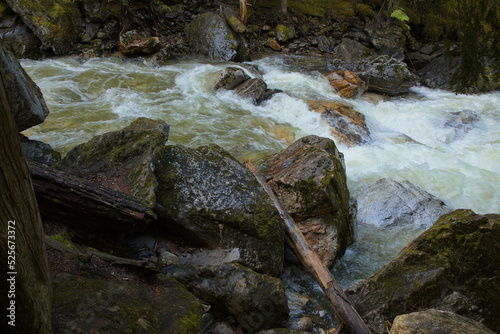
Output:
0,70,52,333
244,159,372,334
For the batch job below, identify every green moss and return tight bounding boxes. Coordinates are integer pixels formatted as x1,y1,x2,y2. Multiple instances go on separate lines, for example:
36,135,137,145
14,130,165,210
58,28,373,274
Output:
49,233,75,250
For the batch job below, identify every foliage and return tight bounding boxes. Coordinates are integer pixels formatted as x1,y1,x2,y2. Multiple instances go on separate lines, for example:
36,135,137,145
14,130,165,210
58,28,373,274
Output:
390,7,410,30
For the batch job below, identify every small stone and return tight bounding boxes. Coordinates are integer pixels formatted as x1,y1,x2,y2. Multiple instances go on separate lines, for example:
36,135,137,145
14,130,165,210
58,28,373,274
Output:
158,251,179,267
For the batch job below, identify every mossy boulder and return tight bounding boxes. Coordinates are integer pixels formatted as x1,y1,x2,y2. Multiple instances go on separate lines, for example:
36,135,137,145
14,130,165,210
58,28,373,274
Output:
164,263,289,333
5,0,82,54
155,144,284,276
59,118,170,208
52,274,204,333
346,209,500,333
185,12,244,61
0,45,49,131
275,24,296,43
259,135,354,268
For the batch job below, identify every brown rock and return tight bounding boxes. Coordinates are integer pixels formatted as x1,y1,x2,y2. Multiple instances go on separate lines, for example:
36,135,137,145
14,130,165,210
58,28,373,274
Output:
326,70,367,99
264,38,282,51
306,100,371,146
119,30,162,56
234,78,267,104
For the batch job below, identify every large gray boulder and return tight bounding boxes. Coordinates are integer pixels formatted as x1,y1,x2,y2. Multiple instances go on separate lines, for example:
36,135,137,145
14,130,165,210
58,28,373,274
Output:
155,144,284,276
260,136,354,268
164,263,289,333
356,178,452,229
185,12,245,61
0,45,49,131
5,0,82,54
390,309,496,334
346,209,500,333
327,55,418,95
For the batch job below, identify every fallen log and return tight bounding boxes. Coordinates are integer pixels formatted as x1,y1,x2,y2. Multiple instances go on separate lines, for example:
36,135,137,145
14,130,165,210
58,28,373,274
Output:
244,159,372,334
28,161,156,232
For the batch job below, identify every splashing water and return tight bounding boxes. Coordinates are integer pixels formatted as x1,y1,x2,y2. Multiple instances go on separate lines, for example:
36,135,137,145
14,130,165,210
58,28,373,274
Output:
21,55,499,287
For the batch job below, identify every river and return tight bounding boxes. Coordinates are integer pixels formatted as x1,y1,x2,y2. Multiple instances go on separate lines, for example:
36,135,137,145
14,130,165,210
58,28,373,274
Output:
21,55,499,289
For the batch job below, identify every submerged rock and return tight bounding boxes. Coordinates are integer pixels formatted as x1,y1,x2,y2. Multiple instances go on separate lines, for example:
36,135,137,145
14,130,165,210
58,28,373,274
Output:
346,209,500,333
306,100,371,146
356,178,452,229
390,309,496,334
260,136,354,268
5,0,82,54
0,45,49,131
155,144,284,276
328,55,418,95
52,274,204,333
59,117,170,207
164,263,289,333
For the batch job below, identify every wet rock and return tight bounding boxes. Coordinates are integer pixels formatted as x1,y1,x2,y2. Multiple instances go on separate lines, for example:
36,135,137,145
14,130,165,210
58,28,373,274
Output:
163,263,289,332
418,55,461,90
0,45,49,131
59,117,170,207
325,70,367,98
20,134,61,167
346,209,500,333
390,309,496,334
356,178,452,229
444,109,480,138
52,274,204,334
119,30,162,56
185,12,244,61
213,66,250,91
155,144,284,276
328,55,418,95
234,78,268,104
313,35,336,53
306,100,371,146
365,19,405,60
260,136,354,268
5,0,82,54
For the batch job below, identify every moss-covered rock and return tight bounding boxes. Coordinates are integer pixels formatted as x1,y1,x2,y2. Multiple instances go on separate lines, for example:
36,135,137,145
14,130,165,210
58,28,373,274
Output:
346,209,500,333
260,135,354,268
52,274,204,334
5,0,82,54
155,144,284,276
59,118,170,208
275,24,296,43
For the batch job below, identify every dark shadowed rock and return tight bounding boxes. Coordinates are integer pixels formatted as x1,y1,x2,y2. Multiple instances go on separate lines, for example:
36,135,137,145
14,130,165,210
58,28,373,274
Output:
390,309,496,334
365,18,405,60
20,134,61,167
306,100,371,146
346,209,500,333
163,263,289,333
234,78,268,104
260,136,354,268
5,0,82,54
59,117,170,207
0,45,49,131
356,178,452,229
155,144,284,276
328,55,418,95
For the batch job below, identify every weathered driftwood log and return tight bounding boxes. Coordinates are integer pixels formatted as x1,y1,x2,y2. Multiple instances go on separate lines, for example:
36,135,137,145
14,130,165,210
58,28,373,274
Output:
28,161,156,232
244,159,372,334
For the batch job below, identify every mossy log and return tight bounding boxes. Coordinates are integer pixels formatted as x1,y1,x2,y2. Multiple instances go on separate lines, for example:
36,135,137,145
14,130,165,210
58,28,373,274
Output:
244,159,372,334
28,161,156,232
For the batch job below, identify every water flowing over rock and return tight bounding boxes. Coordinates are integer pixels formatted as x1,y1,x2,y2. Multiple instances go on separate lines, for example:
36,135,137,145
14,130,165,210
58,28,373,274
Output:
259,135,354,268
325,70,367,99
5,0,82,54
327,55,418,95
155,144,284,276
52,274,204,333
346,209,500,334
164,263,289,333
390,309,496,334
213,66,250,90
234,77,268,104
306,100,371,146
59,118,170,208
356,178,452,229
0,46,49,131
185,12,244,61
119,30,162,56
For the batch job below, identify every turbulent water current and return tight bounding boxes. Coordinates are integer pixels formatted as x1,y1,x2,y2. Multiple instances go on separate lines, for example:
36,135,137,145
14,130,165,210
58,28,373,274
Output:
21,56,499,289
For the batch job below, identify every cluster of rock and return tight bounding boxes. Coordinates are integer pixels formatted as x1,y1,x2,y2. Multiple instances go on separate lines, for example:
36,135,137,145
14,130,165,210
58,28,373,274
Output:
4,31,500,334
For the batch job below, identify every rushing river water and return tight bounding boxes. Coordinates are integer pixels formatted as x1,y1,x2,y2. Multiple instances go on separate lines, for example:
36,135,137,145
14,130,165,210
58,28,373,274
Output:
21,56,499,289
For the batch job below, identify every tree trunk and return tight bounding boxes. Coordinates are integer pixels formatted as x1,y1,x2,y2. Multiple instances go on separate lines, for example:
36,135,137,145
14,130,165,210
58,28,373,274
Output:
0,69,52,333
28,161,156,232
244,160,372,334
280,0,288,16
